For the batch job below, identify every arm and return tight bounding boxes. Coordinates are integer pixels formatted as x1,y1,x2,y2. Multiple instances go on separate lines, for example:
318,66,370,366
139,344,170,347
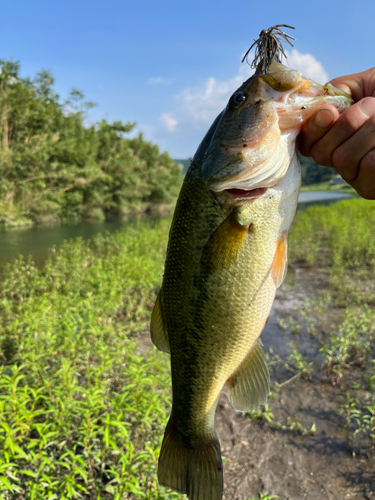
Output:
299,67,375,199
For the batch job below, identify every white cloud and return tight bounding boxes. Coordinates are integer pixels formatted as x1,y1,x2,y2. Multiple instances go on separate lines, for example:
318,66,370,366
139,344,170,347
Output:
177,63,254,125
160,112,178,132
148,76,172,85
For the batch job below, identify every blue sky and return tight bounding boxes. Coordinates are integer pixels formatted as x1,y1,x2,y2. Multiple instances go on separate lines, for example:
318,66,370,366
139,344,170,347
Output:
1,0,374,158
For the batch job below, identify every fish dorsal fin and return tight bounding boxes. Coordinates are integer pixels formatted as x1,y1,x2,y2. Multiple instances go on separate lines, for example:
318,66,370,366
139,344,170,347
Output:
271,230,288,288
150,290,170,354
201,209,249,270
226,339,270,412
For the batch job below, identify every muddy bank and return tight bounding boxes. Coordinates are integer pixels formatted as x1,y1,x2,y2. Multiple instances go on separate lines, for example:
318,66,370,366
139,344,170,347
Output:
218,378,375,500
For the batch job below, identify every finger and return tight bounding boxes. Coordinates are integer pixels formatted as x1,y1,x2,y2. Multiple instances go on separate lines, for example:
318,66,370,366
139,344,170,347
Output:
311,98,375,168
299,106,338,157
353,149,375,200
331,107,375,182
330,67,375,102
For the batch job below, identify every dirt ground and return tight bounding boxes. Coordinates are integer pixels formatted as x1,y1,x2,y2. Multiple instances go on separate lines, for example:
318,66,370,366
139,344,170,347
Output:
140,266,375,500
217,379,375,500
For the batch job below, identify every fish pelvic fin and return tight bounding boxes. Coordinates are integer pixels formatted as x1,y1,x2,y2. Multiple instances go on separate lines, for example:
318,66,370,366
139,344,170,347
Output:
150,289,170,353
271,230,288,288
158,418,223,500
200,208,248,271
227,339,270,412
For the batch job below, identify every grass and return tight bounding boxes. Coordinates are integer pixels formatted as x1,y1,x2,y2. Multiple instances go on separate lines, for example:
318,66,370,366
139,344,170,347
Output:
0,219,183,499
287,197,375,454
289,198,375,271
300,181,356,193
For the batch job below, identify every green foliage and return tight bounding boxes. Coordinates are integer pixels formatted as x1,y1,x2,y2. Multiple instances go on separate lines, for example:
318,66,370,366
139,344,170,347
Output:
247,404,274,423
0,59,181,226
0,219,184,498
286,419,316,436
339,388,375,456
287,342,313,380
287,198,375,457
299,154,334,186
288,198,375,382
289,198,375,270
319,307,375,381
277,316,300,334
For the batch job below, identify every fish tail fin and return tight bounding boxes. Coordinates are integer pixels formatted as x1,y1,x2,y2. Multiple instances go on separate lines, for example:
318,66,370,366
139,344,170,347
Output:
158,418,223,500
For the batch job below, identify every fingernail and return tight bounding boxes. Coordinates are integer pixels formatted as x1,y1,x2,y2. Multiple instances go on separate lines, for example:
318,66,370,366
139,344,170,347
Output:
359,97,375,117
314,109,334,128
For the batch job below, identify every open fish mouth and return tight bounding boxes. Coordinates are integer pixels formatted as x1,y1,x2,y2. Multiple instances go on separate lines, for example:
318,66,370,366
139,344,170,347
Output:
224,187,269,200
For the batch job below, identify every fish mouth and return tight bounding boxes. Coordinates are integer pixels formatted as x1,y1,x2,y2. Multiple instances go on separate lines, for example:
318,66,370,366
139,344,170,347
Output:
224,187,268,200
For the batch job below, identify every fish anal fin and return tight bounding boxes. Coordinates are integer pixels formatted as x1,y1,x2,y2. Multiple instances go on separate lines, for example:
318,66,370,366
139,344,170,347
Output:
227,339,270,412
201,209,249,270
271,230,288,288
158,418,223,500
150,290,170,354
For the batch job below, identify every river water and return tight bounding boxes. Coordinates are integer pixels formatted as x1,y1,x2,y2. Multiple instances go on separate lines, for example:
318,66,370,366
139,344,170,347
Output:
0,191,353,269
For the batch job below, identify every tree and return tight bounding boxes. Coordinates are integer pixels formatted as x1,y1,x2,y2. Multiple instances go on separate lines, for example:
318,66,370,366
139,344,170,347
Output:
0,59,181,225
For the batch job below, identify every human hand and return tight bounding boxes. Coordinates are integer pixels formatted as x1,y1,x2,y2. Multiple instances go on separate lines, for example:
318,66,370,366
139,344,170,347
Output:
299,67,375,199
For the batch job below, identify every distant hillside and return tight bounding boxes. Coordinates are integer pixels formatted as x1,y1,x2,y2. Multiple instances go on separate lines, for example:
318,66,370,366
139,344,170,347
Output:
174,155,334,186
174,158,192,174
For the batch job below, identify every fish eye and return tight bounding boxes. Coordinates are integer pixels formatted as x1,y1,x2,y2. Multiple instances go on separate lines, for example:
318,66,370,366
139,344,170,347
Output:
230,92,246,108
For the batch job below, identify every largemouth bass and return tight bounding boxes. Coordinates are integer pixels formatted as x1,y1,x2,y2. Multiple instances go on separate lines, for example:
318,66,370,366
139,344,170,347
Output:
151,61,352,500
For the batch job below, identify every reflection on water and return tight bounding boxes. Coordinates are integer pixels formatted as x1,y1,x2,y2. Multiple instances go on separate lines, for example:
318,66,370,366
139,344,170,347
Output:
0,215,163,269
0,191,354,269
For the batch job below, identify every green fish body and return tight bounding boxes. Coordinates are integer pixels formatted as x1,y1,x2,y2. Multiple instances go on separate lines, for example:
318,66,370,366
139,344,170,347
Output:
151,62,352,500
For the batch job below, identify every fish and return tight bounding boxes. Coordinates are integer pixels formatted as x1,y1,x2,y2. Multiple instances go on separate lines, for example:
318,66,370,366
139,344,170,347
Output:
150,61,352,500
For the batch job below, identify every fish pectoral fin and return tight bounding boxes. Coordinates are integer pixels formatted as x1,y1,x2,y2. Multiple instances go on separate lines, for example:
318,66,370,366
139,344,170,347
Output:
226,339,270,412
271,230,288,288
158,418,223,500
200,209,249,270
150,290,170,354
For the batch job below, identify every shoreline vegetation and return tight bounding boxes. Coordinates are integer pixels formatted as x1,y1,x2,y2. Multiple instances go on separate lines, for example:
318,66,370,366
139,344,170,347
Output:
0,59,182,229
1,198,375,498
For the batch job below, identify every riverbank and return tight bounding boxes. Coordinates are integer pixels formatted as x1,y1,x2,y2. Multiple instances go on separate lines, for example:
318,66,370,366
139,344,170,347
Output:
300,181,356,194
0,180,354,230
0,198,374,499
0,191,354,271
0,202,174,229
